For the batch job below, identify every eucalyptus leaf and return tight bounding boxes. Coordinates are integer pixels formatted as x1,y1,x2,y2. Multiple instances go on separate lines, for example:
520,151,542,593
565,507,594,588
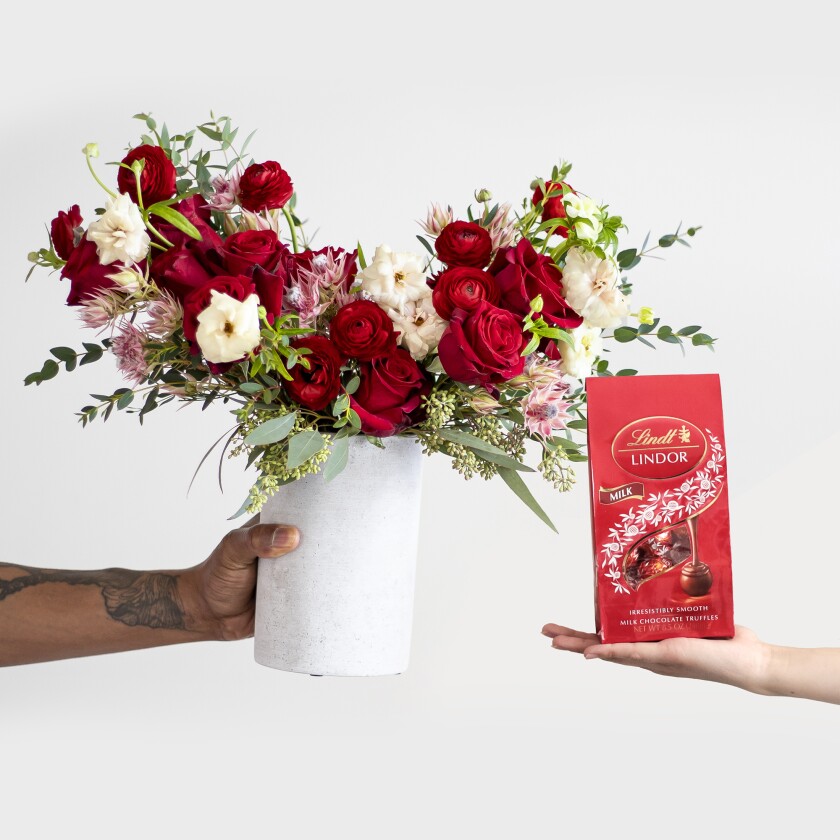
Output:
323,436,350,483
227,495,252,521
244,412,298,446
287,430,325,469
498,468,558,533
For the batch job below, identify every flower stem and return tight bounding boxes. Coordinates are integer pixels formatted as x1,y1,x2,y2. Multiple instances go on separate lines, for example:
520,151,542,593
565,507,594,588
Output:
144,215,175,249
282,206,299,253
86,151,117,199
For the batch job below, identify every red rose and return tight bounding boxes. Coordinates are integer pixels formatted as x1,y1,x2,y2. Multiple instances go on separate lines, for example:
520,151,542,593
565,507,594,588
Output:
435,221,493,268
60,238,120,306
150,244,217,302
182,275,256,351
250,265,287,325
351,348,431,436
220,230,288,275
330,300,397,360
50,205,83,260
532,181,574,235
117,145,177,206
490,239,582,330
238,161,294,213
154,195,223,251
284,336,344,411
432,266,500,320
437,300,526,386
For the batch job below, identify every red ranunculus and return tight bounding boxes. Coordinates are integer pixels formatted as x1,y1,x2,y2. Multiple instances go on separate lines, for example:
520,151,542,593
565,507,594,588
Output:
435,221,493,268
153,195,223,251
284,335,344,411
437,300,526,386
329,300,397,360
432,266,500,320
117,145,177,206
50,205,83,260
490,238,582,330
350,348,431,436
220,229,288,275
238,161,294,213
182,275,256,351
60,238,120,306
532,181,574,234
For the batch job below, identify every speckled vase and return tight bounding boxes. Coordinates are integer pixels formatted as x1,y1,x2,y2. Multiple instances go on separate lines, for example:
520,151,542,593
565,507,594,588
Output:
254,436,424,677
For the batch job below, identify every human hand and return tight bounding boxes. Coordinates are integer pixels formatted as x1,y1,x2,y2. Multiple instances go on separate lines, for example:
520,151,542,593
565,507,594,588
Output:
542,623,772,694
180,516,300,642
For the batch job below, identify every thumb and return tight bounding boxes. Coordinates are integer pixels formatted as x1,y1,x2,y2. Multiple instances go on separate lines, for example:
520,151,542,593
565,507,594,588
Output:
218,523,300,571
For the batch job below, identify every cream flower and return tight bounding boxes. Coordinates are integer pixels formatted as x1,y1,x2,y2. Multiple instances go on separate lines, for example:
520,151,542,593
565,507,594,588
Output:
358,245,428,313
562,247,629,329
558,325,603,379
563,193,604,243
86,193,150,265
388,294,446,360
107,264,147,293
195,290,261,364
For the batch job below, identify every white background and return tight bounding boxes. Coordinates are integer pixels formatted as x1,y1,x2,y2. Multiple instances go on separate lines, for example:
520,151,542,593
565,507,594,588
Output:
2,2,838,837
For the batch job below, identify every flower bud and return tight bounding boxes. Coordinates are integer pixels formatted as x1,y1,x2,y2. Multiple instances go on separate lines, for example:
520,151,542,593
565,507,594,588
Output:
637,306,655,325
474,188,493,203
27,251,40,263
82,143,100,158
530,294,544,313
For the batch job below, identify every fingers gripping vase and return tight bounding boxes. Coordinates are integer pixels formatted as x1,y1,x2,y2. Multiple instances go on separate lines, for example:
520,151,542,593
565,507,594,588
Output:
254,436,424,676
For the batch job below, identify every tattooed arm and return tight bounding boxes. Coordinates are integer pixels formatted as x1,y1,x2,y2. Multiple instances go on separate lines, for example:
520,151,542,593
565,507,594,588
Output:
0,519,299,667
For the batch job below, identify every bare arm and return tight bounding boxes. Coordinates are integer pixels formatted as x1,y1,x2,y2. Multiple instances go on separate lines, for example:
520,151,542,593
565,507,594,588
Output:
0,519,298,667
543,624,840,705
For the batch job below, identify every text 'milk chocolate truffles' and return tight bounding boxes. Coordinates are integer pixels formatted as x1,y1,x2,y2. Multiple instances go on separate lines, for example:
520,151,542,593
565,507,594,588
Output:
585,374,734,643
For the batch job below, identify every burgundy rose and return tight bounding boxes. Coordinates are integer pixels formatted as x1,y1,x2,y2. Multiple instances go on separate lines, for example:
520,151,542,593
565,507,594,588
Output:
238,161,294,212
153,195,223,251
432,266,500,320
117,145,177,206
220,230,288,275
532,181,573,234
155,244,221,302
182,275,256,351
60,239,120,306
330,300,397,360
435,221,493,268
251,265,287,325
284,335,343,411
351,348,431,436
50,205,83,260
437,300,526,386
490,239,582,330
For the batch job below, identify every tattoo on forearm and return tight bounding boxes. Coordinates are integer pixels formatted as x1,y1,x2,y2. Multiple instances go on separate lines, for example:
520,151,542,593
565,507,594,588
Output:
0,565,186,630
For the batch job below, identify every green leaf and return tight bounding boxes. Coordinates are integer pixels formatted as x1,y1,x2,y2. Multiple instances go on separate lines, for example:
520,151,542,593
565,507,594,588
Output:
198,125,223,142
615,368,638,376
147,203,202,241
658,234,676,248
287,430,325,469
498,468,557,533
676,325,702,336
323,435,350,483
691,333,715,346
617,248,637,269
345,375,361,396
357,241,367,270
416,235,435,257
439,428,533,471
239,382,263,394
566,419,588,430
521,334,540,356
117,390,134,410
39,360,59,381
50,346,76,365
613,326,638,343
244,412,298,446
227,495,252,521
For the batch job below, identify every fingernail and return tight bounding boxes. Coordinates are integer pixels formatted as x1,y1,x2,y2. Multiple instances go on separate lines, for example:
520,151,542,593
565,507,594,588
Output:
583,652,598,660
271,525,299,549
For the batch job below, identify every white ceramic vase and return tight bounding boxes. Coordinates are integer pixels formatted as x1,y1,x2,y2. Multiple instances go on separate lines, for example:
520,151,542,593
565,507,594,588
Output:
254,435,424,676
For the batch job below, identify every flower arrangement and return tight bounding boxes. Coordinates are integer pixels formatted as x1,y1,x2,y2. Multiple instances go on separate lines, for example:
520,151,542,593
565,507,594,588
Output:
26,113,712,529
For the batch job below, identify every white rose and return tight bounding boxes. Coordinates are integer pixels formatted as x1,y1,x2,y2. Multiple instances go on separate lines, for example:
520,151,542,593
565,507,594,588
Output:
558,325,603,379
86,193,151,265
195,291,261,364
358,245,428,313
563,193,604,243
562,247,629,329
388,294,446,360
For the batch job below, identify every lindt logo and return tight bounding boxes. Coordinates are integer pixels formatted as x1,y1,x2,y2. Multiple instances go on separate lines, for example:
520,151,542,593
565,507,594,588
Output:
611,415,707,479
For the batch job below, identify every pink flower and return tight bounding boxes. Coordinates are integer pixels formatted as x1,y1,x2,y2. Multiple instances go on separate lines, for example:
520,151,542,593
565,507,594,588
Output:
78,289,124,331
206,170,242,212
521,384,571,439
284,272,325,327
110,322,149,385
486,202,518,251
145,290,184,339
419,203,454,237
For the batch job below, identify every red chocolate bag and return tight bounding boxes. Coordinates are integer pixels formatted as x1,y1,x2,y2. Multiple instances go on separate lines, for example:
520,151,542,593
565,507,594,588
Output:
586,373,734,643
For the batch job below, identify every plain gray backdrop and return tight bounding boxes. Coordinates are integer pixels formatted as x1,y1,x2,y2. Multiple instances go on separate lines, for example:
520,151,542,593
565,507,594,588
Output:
2,2,837,837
